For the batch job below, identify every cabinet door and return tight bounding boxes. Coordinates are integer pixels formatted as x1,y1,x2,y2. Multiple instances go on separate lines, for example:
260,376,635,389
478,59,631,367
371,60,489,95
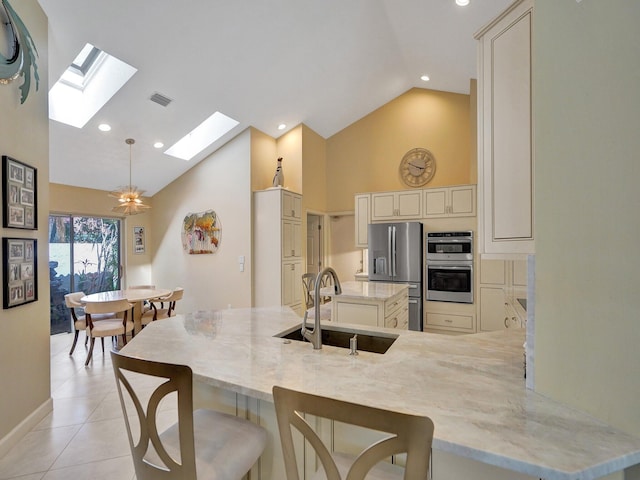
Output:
423,188,448,217
479,287,507,332
449,185,476,217
282,191,302,220
395,190,422,218
480,259,506,285
370,192,396,220
355,194,370,248
478,0,534,254
282,261,303,306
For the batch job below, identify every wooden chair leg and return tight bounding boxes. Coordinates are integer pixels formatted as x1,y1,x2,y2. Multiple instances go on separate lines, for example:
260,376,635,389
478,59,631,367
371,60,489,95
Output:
85,338,95,366
101,337,105,353
69,330,79,355
122,332,128,345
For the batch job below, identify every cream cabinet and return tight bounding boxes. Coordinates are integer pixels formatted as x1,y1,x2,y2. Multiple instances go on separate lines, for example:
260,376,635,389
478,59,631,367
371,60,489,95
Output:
354,194,370,248
253,188,303,314
423,185,476,218
370,190,422,221
478,258,527,332
476,0,534,255
331,289,408,330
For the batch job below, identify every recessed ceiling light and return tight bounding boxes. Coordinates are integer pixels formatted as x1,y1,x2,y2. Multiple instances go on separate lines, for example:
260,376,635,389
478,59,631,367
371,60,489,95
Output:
421,75,430,82
153,142,164,149
98,123,111,132
165,111,239,161
278,123,286,130
456,0,470,6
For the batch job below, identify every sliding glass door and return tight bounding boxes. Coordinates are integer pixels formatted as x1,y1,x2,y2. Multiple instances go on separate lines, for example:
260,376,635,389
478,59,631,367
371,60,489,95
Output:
49,215,121,335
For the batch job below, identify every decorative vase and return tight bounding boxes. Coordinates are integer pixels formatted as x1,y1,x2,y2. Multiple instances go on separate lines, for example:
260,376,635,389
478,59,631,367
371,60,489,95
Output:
272,157,284,187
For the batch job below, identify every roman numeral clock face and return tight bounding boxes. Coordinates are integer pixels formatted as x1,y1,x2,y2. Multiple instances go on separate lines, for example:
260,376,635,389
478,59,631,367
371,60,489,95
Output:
399,148,436,187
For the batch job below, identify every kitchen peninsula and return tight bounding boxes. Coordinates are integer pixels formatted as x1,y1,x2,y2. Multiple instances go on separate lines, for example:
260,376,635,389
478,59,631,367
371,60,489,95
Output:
120,307,640,480
320,281,409,329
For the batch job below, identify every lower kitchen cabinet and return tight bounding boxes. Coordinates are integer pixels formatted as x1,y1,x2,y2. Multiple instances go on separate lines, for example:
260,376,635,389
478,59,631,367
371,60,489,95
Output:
478,258,527,332
424,300,476,335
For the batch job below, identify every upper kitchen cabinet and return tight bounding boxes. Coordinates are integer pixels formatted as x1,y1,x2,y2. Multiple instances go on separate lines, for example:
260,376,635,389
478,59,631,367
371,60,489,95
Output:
370,190,422,221
423,185,476,218
354,194,370,248
476,0,534,255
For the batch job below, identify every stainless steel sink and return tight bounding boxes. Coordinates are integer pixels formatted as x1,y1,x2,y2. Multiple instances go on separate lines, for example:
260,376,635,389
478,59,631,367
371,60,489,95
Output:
275,324,398,354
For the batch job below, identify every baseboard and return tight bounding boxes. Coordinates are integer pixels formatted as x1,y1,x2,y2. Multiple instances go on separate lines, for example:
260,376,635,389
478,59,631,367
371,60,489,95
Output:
0,397,53,458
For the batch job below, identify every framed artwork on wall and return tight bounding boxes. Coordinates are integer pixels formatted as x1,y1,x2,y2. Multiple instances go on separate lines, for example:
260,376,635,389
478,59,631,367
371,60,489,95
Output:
133,226,145,254
3,237,38,309
2,156,37,230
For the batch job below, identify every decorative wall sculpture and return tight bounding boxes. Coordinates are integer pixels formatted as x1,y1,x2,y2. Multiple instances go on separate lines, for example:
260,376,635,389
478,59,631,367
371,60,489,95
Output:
181,210,221,254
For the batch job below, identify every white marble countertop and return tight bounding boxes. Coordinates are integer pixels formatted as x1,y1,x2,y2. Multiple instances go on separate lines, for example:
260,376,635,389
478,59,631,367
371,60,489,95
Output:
121,306,640,480
320,280,407,300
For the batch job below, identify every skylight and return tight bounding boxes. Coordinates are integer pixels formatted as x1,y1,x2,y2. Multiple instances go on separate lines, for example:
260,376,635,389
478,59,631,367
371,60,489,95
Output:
49,43,137,128
165,112,240,161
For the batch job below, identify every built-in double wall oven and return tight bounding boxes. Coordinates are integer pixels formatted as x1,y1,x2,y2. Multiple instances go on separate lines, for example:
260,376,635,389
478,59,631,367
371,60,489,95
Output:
426,231,473,304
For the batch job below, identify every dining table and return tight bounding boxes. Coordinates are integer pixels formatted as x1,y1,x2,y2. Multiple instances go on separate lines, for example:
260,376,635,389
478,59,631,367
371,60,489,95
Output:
81,287,171,334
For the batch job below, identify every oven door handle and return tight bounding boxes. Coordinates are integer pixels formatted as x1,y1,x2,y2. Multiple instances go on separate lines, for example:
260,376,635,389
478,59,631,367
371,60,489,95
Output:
427,264,471,271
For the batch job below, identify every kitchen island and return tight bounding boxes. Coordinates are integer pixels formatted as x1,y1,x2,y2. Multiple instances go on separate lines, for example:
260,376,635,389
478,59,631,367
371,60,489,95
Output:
120,307,640,480
320,280,409,329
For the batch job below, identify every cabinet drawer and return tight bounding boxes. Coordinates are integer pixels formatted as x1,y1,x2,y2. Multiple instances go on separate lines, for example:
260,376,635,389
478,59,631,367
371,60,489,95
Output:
426,313,473,331
384,293,407,317
384,306,409,330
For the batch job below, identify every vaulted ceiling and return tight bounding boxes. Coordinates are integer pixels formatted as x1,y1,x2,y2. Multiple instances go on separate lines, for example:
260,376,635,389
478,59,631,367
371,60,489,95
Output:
38,0,512,196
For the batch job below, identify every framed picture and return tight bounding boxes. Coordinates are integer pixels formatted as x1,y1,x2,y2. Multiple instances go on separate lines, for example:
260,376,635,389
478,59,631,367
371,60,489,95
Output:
3,238,37,309
133,226,145,254
3,156,37,230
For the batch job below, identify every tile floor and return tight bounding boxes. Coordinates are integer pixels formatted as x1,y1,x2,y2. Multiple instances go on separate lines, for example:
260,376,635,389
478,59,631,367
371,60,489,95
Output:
0,333,154,480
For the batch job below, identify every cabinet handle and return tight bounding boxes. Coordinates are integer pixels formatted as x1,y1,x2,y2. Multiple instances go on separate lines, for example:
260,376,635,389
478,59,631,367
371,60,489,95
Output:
290,264,295,271
391,317,398,328
291,210,295,217
291,249,295,256
504,317,509,328
445,318,453,324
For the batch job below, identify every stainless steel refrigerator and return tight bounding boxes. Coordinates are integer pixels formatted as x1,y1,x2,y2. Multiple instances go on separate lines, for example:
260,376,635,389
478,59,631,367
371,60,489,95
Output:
368,222,423,331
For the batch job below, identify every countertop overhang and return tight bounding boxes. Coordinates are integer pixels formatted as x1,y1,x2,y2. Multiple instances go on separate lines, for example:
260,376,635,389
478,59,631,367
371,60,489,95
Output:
120,306,640,480
320,280,408,300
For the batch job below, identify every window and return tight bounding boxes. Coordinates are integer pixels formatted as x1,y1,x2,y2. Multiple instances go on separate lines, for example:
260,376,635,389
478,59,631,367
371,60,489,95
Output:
49,215,121,335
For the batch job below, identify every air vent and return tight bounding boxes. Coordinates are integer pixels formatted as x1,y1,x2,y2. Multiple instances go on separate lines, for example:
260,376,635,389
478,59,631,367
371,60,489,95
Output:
149,92,172,107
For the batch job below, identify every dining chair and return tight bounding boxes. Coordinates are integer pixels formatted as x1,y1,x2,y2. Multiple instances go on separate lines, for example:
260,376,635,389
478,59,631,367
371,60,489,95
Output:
128,284,157,313
84,299,135,366
302,273,332,321
302,273,316,309
272,385,434,480
111,351,267,480
64,292,115,355
141,287,184,326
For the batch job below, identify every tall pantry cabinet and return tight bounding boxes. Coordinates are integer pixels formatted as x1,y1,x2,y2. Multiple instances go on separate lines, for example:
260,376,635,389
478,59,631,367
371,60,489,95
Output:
476,0,534,255
253,188,303,314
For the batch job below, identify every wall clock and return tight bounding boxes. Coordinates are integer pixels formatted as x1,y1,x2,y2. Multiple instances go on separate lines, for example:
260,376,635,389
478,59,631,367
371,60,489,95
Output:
399,148,436,187
0,0,39,104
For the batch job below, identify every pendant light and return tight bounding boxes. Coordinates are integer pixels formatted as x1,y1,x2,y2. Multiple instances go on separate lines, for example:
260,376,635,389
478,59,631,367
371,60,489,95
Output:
109,138,151,215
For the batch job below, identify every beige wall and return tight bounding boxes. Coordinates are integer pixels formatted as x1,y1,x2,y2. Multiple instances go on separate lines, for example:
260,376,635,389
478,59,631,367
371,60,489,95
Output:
250,127,277,191
326,87,474,212
49,184,153,287
275,125,303,195
150,129,254,313
533,0,640,438
0,0,50,444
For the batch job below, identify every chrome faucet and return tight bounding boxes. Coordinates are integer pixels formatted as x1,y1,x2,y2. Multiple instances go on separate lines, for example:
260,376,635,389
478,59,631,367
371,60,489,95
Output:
301,267,342,349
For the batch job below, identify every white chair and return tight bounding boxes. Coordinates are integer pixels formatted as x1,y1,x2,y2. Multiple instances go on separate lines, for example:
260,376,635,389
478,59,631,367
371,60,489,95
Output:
84,299,134,366
273,385,434,480
64,292,115,355
141,287,184,326
111,351,267,480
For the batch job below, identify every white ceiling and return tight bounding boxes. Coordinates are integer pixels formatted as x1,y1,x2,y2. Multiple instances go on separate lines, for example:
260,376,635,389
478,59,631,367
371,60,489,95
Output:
38,0,512,196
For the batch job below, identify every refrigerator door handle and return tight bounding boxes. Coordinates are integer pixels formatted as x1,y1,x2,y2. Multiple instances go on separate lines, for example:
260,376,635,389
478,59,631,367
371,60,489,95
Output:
391,225,397,277
387,226,393,277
